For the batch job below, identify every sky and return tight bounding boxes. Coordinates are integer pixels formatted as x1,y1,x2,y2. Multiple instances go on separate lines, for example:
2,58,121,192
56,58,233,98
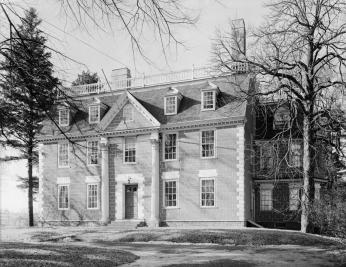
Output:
0,0,267,212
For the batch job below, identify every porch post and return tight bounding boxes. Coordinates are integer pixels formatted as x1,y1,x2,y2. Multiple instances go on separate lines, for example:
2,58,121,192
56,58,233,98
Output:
100,137,109,224
150,132,160,226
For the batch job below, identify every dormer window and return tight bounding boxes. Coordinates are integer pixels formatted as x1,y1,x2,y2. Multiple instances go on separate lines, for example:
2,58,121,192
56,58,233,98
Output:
89,105,100,124
273,106,290,130
164,96,177,115
202,91,216,110
58,108,69,126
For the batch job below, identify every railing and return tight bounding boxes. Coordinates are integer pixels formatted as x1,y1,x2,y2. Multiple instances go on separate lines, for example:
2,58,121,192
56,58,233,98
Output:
60,63,248,97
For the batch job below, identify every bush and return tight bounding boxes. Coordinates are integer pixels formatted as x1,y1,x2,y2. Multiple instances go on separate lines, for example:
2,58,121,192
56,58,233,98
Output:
310,184,346,238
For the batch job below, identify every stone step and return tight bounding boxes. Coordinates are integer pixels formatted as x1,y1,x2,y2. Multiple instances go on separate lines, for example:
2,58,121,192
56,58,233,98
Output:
108,220,143,229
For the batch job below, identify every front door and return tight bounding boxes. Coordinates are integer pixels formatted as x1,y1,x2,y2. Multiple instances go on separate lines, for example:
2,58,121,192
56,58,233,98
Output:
125,184,138,219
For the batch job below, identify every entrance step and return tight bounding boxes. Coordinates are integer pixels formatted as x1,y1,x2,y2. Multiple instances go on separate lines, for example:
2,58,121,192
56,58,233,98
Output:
108,220,143,230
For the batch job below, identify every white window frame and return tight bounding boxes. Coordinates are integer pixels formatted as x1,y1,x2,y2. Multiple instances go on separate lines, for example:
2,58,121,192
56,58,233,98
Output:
163,132,178,161
58,143,69,168
259,184,273,211
87,183,99,210
89,105,100,124
163,179,179,209
201,91,216,111
123,137,136,164
58,184,69,210
123,104,134,122
289,184,301,211
164,96,178,115
87,140,99,165
289,141,302,168
200,129,216,159
200,177,216,208
58,108,69,127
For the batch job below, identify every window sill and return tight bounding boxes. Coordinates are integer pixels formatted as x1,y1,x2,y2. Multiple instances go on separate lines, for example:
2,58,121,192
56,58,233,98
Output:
123,162,137,165
163,158,178,162
87,208,100,210
58,165,70,169
58,208,69,211
163,206,179,210
200,206,217,209
201,156,216,160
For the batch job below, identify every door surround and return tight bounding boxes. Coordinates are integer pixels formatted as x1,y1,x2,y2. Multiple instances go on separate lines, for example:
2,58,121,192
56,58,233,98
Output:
115,173,144,220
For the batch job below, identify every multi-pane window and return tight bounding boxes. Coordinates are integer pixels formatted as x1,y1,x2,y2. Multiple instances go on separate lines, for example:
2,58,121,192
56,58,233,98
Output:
201,130,215,158
58,185,69,210
89,105,100,123
58,143,69,167
260,144,274,170
164,133,177,160
289,186,300,211
260,187,272,211
164,180,177,207
289,142,302,167
87,184,98,209
202,91,215,110
273,107,290,130
123,104,133,122
87,141,99,165
59,108,69,126
124,137,136,163
201,178,215,207
165,96,177,115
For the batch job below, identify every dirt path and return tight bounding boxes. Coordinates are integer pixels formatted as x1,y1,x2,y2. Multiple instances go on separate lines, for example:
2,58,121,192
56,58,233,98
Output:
90,242,344,267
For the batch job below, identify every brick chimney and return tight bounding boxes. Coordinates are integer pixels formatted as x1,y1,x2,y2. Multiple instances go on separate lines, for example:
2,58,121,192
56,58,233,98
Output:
231,19,246,60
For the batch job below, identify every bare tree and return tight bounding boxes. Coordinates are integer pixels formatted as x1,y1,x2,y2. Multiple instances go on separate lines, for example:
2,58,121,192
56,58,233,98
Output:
213,0,346,232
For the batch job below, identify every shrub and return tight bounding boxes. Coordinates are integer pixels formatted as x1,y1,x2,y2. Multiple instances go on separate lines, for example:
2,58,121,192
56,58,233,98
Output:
310,183,346,238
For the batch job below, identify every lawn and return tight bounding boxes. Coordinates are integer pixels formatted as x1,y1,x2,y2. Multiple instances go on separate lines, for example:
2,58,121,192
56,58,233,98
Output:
0,242,139,267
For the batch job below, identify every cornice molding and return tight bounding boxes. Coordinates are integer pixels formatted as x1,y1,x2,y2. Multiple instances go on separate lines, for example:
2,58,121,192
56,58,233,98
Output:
38,117,245,143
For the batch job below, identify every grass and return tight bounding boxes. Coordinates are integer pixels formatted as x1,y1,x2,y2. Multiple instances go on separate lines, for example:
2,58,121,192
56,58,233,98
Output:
0,242,139,267
103,229,344,247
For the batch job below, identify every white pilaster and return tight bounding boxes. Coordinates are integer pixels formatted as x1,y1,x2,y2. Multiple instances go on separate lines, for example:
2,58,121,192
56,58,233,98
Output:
100,137,109,224
150,132,160,226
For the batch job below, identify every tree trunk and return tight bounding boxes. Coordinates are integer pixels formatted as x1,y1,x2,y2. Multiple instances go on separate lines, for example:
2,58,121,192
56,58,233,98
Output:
301,114,315,233
28,145,34,227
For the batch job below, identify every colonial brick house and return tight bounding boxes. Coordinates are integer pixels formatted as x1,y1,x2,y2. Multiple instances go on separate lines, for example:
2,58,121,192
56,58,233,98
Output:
38,65,257,227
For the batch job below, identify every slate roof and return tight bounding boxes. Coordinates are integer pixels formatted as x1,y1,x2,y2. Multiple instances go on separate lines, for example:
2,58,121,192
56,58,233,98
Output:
40,74,252,138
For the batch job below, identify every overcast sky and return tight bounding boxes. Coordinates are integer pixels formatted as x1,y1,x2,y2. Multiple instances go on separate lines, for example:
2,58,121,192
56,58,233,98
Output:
0,0,267,212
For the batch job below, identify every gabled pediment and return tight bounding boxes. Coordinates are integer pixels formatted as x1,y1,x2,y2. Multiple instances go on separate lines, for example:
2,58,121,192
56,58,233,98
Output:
99,91,160,131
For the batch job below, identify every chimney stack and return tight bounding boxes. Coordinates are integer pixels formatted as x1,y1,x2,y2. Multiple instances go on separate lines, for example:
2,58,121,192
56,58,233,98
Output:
231,19,246,60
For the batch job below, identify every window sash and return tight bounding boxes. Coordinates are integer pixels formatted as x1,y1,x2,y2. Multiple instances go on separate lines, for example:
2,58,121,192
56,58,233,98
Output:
87,184,98,209
201,178,215,207
201,130,215,158
59,109,69,126
260,144,274,169
202,91,215,110
260,189,272,211
165,96,177,115
89,105,100,123
289,142,302,167
58,143,69,167
289,187,300,211
87,141,99,165
124,137,136,163
164,180,177,207
164,133,177,160
58,185,69,209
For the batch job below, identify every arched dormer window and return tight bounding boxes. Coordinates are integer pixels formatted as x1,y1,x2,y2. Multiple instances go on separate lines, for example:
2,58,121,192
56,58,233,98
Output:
164,87,182,115
273,106,290,130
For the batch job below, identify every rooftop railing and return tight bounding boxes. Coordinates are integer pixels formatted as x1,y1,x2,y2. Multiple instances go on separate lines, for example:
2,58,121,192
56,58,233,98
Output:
60,63,248,97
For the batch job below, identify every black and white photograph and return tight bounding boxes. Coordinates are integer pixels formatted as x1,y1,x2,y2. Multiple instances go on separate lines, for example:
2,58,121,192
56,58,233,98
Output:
0,0,345,266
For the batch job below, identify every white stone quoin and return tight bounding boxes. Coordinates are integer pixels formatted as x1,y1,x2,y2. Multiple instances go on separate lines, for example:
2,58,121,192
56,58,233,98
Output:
150,131,160,226
100,137,109,224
